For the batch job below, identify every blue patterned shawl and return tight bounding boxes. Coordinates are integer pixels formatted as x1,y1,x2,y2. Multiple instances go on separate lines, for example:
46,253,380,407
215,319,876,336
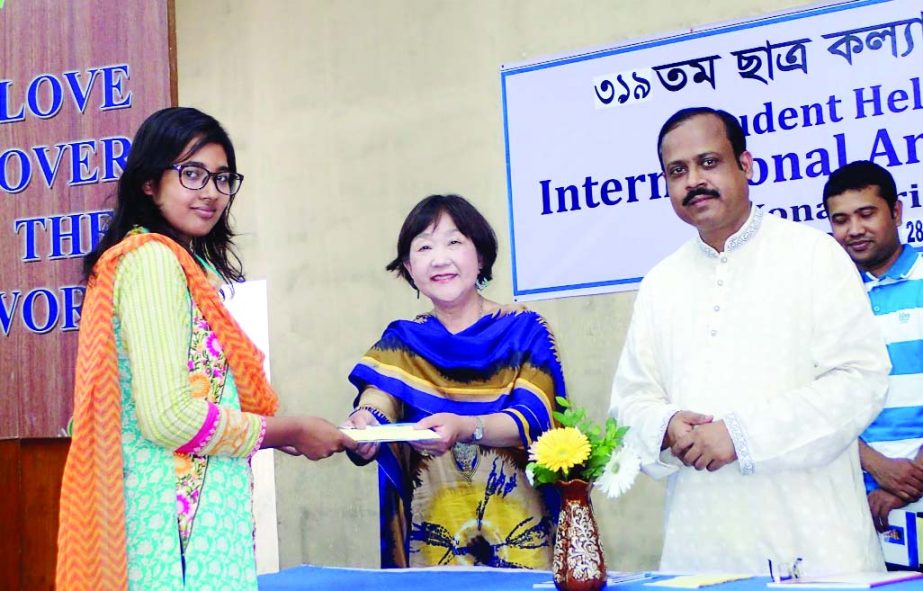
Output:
348,310,566,568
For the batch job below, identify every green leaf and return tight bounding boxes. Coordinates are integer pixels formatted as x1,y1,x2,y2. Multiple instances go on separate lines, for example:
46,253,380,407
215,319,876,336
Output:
530,402,634,494
530,463,560,486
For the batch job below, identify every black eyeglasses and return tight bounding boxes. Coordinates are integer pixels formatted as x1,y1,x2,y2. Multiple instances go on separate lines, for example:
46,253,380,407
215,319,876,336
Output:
169,164,244,196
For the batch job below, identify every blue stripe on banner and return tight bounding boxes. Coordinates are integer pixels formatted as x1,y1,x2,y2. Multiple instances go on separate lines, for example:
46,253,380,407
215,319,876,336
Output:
869,278,923,316
500,0,887,76
886,340,923,376
862,406,923,442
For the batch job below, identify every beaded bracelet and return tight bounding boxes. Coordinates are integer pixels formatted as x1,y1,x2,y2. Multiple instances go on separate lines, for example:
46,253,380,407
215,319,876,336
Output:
350,405,391,425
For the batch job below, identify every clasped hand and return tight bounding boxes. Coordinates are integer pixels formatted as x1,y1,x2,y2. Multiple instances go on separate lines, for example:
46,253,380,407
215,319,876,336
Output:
868,488,907,533
861,454,923,532
868,456,923,502
665,410,737,472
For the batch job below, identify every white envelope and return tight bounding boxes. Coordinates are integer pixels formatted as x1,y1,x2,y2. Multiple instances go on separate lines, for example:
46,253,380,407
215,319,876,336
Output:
340,423,441,443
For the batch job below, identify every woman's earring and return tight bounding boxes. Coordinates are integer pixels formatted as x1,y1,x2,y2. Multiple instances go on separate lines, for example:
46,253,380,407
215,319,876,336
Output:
476,277,489,291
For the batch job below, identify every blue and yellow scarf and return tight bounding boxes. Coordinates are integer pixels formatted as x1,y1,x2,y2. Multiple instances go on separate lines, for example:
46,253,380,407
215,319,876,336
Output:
349,310,565,567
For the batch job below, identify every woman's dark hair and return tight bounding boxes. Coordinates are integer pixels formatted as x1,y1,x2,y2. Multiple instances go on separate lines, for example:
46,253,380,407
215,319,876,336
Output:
82,107,244,282
386,194,498,290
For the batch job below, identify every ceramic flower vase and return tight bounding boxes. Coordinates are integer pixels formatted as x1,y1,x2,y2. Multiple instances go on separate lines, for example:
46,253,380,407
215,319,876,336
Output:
552,479,607,591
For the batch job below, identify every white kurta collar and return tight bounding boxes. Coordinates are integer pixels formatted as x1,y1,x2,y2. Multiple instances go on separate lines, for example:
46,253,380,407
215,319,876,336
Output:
695,204,764,258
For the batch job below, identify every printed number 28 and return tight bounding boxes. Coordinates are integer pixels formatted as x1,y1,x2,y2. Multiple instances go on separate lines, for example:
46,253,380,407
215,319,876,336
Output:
906,221,923,243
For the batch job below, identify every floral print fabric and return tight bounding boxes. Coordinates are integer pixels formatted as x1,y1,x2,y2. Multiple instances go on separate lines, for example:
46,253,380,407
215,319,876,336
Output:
119,303,259,590
175,308,230,552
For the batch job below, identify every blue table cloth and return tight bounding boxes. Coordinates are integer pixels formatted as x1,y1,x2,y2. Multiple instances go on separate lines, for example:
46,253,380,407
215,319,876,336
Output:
259,567,923,591
260,565,549,590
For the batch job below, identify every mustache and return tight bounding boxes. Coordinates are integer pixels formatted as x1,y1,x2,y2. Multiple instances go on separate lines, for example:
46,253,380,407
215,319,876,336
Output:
682,187,720,206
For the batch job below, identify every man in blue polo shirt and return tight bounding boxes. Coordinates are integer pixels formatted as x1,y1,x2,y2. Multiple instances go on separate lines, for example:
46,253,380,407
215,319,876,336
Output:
824,160,923,570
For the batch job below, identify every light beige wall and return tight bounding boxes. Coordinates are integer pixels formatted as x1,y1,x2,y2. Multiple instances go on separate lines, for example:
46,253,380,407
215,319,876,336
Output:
175,0,810,570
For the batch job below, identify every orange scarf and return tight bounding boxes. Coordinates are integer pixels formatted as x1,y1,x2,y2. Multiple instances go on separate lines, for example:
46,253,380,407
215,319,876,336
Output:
56,233,278,591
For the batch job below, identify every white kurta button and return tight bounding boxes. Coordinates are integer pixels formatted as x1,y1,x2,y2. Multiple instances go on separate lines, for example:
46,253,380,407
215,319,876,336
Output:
714,305,720,312
720,256,728,263
710,329,717,336
717,279,724,286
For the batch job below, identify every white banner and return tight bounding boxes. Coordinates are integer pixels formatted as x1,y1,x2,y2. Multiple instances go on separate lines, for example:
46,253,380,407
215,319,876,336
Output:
501,0,923,300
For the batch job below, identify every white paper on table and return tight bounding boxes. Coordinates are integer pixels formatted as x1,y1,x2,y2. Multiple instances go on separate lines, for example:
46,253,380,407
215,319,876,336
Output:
766,571,923,589
645,574,753,588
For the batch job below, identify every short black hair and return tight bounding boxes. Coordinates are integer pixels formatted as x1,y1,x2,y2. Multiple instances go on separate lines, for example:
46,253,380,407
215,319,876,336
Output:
386,194,498,289
657,107,747,169
823,160,898,213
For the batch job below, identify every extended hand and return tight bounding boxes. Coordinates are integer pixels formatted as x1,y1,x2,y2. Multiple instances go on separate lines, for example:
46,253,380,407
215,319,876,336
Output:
410,413,474,457
867,456,923,502
868,488,907,533
675,420,736,471
664,410,713,455
293,416,356,460
340,408,381,461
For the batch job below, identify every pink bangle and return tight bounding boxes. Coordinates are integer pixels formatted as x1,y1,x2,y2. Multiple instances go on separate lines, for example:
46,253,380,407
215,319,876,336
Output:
177,402,221,454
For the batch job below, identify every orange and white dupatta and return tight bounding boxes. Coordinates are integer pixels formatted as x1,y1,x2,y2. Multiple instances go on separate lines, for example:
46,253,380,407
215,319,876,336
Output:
56,233,278,591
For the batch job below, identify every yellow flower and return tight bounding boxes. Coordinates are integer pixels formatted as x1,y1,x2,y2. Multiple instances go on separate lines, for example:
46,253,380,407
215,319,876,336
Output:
531,427,591,473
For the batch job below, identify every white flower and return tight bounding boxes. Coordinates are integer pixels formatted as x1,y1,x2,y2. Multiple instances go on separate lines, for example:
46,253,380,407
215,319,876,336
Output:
595,445,640,499
525,463,536,487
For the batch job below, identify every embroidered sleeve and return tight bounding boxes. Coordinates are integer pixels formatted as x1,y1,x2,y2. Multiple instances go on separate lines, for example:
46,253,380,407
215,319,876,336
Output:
724,412,754,475
250,416,268,460
357,388,402,423
197,397,264,456
115,243,262,457
175,401,221,454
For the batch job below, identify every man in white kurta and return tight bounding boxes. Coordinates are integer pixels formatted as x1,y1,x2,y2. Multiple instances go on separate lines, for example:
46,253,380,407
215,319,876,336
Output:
610,108,890,575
